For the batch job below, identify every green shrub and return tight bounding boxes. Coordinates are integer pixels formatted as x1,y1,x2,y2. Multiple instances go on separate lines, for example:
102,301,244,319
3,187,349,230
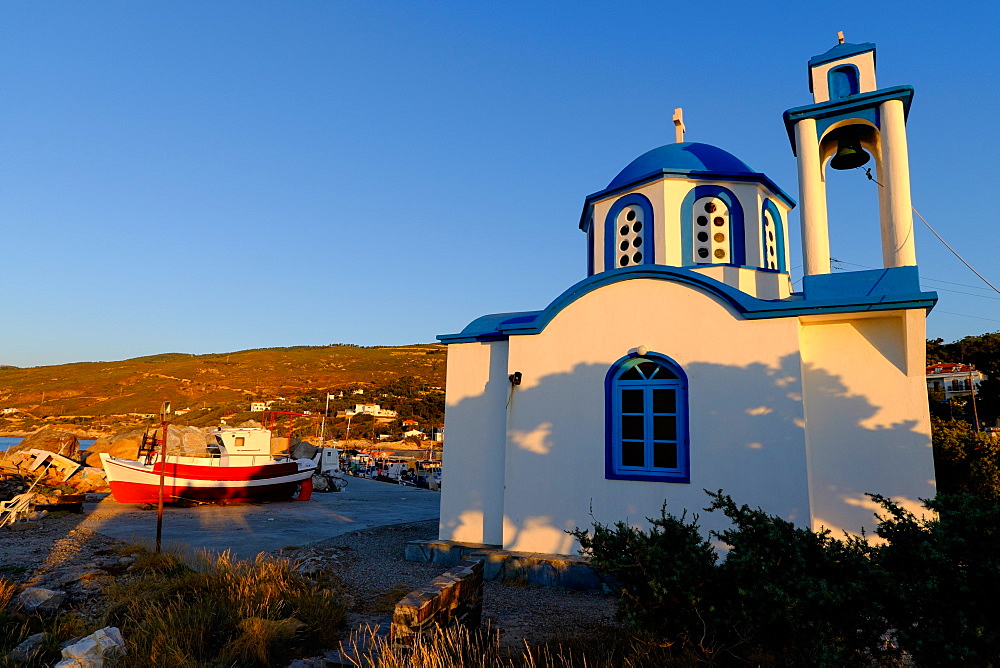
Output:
871,493,1000,665
706,492,886,666
931,417,1000,499
574,493,886,665
575,491,1000,665
571,504,716,656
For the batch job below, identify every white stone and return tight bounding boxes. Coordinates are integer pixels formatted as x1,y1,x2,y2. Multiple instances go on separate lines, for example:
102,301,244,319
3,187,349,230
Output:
55,627,125,668
18,587,66,613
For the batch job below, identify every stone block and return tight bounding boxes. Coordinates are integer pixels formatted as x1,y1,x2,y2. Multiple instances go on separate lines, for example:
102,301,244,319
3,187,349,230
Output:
18,587,66,613
391,557,484,645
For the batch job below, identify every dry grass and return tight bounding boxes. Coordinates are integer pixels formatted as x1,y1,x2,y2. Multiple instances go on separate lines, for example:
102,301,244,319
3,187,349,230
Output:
370,584,415,614
339,624,689,668
103,544,348,667
0,344,446,419
0,600,90,668
0,579,14,610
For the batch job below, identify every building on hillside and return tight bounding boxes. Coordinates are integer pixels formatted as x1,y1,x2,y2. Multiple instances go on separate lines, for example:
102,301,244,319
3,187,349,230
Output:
926,363,985,399
403,419,420,428
433,37,938,555
403,429,426,440
346,403,399,419
250,402,267,412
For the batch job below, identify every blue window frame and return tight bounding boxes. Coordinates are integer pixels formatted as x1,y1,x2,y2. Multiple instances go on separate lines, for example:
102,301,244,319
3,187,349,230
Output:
604,193,654,271
761,199,787,272
605,353,689,483
679,185,745,267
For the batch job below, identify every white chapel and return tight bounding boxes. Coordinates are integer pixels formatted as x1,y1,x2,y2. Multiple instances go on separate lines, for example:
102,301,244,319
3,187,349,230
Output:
436,38,938,555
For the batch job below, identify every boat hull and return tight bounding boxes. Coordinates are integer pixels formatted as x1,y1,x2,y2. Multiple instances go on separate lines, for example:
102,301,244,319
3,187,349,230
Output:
99,454,316,504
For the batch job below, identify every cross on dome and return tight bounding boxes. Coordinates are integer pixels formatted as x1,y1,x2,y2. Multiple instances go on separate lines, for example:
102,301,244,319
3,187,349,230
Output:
672,108,686,143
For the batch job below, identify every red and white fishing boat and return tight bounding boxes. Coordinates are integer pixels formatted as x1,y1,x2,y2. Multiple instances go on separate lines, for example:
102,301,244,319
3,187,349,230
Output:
99,426,317,504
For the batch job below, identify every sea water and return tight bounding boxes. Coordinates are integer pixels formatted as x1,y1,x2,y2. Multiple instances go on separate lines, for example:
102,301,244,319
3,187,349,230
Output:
0,437,95,452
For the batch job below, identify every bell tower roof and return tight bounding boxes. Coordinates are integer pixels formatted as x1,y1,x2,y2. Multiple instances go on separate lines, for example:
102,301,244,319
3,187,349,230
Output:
808,41,876,70
806,35,878,103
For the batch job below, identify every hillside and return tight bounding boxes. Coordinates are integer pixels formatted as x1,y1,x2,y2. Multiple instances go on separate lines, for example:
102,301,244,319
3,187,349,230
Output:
0,344,446,436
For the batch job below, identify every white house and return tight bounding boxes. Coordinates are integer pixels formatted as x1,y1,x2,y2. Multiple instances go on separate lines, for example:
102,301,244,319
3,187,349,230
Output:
926,363,985,400
436,38,937,555
346,403,399,419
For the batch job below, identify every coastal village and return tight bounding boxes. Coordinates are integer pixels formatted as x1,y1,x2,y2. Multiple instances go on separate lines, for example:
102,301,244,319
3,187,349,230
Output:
3,24,1000,668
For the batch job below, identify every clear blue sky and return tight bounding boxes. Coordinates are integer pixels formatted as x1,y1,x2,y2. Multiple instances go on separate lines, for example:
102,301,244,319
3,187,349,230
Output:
2,1,997,368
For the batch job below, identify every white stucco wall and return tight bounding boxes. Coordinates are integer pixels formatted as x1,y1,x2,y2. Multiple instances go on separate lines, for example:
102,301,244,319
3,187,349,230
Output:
439,280,936,555
438,339,509,545
498,278,810,554
799,309,935,536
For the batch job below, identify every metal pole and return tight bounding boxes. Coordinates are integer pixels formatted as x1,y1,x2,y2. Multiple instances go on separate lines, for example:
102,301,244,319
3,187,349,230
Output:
155,401,170,554
155,420,168,553
320,393,330,445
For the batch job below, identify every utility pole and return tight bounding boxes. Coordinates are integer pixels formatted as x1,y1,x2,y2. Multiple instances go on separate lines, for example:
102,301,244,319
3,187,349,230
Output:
970,366,981,434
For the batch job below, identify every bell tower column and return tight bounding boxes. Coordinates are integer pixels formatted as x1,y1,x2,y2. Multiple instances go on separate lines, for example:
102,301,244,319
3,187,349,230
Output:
880,98,917,267
795,118,831,276
783,36,917,274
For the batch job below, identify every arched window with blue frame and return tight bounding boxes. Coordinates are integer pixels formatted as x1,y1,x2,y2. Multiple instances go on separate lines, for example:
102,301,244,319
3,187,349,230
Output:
604,193,654,271
680,185,745,267
605,353,690,483
761,199,787,272
828,65,860,100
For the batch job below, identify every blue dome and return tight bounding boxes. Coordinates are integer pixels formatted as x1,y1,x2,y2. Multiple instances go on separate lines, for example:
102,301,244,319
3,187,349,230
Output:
606,142,756,191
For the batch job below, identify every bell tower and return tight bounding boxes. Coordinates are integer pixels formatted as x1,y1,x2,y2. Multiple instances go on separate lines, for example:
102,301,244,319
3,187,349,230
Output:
783,34,916,276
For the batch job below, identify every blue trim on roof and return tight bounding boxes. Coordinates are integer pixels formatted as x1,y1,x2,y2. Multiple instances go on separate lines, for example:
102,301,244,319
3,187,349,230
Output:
437,266,937,343
808,41,876,69
782,85,914,155
579,168,795,230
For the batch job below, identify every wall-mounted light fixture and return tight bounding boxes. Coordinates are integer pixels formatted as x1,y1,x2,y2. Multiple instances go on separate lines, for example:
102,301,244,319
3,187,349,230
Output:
508,371,522,386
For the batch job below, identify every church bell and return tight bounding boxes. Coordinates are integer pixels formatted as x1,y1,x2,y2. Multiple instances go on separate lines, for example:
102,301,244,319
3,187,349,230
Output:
829,128,870,170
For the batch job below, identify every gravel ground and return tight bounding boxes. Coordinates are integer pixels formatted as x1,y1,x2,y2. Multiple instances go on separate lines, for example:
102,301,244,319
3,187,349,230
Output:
2,511,620,652
289,519,621,649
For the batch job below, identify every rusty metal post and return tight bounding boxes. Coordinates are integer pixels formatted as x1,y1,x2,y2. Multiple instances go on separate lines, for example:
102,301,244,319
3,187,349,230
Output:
155,401,171,553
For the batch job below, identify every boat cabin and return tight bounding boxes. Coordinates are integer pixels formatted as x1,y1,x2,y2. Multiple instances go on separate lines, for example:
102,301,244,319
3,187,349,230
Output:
211,427,275,466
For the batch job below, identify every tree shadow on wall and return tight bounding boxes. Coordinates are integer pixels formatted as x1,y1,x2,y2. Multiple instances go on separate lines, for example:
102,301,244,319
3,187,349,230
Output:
441,351,934,554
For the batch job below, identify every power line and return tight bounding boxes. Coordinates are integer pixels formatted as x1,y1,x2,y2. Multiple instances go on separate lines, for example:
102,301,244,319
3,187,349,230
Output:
932,311,1000,325
861,167,1000,296
912,206,1000,295
835,259,996,292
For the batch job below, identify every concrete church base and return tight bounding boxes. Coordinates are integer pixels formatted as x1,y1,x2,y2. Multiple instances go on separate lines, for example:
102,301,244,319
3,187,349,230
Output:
405,540,605,591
